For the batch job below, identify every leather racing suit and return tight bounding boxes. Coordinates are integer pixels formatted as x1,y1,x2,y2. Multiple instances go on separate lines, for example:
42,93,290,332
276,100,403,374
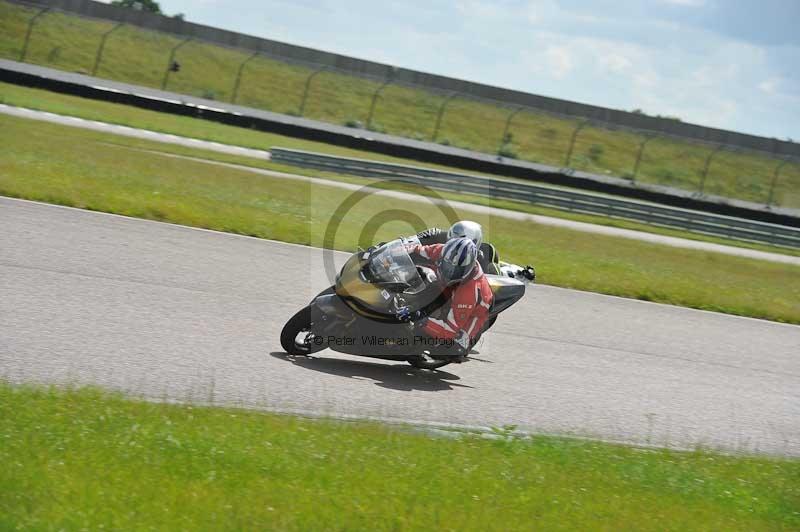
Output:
405,242,494,352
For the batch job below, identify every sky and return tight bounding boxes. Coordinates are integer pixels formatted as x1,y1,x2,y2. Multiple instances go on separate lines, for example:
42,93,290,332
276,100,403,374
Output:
149,0,798,140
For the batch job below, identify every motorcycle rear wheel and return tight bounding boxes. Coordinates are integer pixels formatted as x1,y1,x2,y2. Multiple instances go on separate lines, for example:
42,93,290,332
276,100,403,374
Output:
280,306,326,356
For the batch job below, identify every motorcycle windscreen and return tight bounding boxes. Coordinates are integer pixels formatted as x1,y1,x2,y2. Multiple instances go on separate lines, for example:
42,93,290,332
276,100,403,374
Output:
366,239,425,294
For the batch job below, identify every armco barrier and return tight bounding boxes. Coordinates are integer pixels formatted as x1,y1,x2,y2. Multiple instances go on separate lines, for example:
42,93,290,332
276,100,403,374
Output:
2,58,799,229
270,148,800,249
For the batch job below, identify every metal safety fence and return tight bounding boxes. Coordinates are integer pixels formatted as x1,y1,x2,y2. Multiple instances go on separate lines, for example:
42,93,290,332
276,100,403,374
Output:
270,148,800,249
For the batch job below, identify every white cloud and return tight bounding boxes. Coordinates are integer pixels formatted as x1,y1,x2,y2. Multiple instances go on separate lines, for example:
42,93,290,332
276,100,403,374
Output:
455,0,506,19
517,29,761,129
526,0,560,24
542,45,574,79
599,52,634,74
758,78,779,94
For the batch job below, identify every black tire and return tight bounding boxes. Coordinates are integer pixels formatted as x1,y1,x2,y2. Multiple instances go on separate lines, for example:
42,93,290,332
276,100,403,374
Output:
315,286,335,298
407,355,451,370
280,306,326,356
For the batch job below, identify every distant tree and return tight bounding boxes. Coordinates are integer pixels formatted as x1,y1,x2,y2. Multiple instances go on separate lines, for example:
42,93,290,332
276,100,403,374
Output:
110,0,162,14
172,13,185,20
631,108,682,122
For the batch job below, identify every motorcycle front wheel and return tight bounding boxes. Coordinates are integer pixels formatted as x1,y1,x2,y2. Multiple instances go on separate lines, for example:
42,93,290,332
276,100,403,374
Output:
280,306,326,356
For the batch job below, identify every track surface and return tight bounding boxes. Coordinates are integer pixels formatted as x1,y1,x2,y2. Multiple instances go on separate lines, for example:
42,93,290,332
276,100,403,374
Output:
1,197,799,455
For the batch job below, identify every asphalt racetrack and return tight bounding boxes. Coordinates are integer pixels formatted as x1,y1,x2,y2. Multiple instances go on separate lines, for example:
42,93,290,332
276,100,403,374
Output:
1,197,798,455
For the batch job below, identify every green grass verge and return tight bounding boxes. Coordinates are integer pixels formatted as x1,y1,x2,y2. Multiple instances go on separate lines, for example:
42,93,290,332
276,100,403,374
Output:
1,383,798,530
1,112,799,323
1,0,799,208
2,79,798,259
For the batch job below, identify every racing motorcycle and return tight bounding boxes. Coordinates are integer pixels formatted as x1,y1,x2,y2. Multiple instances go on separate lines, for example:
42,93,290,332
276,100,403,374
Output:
280,238,531,370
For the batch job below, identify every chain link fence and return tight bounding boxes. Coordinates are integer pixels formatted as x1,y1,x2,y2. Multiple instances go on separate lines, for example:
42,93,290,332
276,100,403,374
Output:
3,0,799,209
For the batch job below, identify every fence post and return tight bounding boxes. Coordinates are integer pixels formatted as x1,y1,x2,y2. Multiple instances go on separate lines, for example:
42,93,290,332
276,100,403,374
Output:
432,92,457,141
498,106,524,151
767,158,790,206
366,78,393,130
699,144,725,194
632,134,658,181
92,22,123,76
299,66,327,116
231,50,259,104
161,37,191,90
564,120,589,167
19,6,50,62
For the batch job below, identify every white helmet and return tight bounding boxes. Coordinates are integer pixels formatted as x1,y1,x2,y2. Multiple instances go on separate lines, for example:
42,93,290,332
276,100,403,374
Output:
447,221,483,249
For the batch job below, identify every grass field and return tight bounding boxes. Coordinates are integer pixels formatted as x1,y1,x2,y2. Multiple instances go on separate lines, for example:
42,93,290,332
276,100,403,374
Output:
4,79,800,260
1,0,799,208
2,112,799,323
1,383,798,530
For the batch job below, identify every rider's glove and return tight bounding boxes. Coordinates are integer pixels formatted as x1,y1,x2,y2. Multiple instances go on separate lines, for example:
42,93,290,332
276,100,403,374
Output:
396,306,426,323
417,266,438,284
521,265,536,282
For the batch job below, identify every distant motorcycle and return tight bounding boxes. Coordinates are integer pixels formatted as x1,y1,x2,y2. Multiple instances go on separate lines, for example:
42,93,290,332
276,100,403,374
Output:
280,238,530,369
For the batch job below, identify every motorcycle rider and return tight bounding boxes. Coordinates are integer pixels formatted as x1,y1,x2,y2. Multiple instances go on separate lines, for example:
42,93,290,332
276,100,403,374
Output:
396,236,493,358
413,221,534,281
415,220,483,247
411,220,499,274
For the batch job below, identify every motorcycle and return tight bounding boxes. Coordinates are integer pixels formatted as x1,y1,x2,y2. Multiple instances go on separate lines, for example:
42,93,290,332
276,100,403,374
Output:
280,238,530,370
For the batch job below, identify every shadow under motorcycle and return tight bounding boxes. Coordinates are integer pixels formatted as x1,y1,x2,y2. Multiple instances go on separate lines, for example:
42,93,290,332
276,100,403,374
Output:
280,293,463,370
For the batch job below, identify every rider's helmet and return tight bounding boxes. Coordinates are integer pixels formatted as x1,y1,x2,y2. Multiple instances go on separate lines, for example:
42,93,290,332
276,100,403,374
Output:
447,220,483,249
439,237,478,286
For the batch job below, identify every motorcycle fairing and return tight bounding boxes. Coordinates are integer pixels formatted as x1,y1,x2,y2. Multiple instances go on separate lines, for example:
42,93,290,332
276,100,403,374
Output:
485,274,526,315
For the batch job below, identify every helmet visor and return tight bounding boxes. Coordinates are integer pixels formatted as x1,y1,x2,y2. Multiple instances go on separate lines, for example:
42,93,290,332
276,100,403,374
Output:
439,259,473,285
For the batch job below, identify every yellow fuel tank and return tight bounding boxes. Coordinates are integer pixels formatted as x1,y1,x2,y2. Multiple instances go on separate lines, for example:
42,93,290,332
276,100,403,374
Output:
335,253,394,319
